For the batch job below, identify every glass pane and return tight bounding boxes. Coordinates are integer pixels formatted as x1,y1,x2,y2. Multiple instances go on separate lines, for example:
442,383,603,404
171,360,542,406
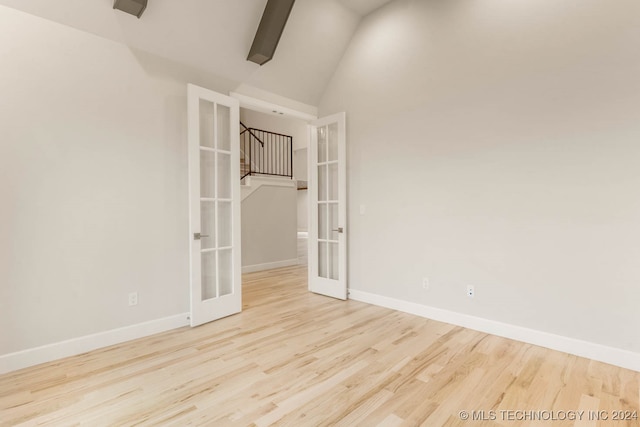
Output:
317,126,327,163
219,249,233,296
328,122,338,161
318,203,328,240
318,165,327,202
328,203,339,241
318,242,328,278
201,250,217,300
217,153,231,199
328,163,338,201
217,104,230,151
329,242,339,280
200,201,216,249
200,150,215,198
218,201,232,247
199,99,215,148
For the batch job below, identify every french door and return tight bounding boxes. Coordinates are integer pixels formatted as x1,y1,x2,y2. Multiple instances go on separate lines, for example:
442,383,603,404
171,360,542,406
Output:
188,84,241,326
309,113,347,300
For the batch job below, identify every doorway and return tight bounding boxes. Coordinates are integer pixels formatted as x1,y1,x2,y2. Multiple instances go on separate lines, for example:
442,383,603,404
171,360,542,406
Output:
188,86,347,326
238,107,309,273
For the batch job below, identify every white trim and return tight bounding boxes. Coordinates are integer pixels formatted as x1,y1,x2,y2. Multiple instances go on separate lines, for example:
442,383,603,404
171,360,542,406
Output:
348,289,640,373
243,176,297,187
0,313,189,374
242,259,299,274
230,92,318,122
241,176,296,202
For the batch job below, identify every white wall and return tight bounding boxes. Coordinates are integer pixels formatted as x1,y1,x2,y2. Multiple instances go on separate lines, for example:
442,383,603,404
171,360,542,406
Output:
240,108,309,234
241,185,298,269
297,190,309,232
240,108,309,151
295,149,309,231
0,6,236,356
294,148,308,182
319,0,640,354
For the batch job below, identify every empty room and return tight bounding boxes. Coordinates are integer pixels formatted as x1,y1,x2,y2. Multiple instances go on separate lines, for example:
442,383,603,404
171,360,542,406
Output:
1,0,639,426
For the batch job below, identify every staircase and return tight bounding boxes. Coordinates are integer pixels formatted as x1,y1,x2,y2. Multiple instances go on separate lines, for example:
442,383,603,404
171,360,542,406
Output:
238,122,298,274
240,122,293,181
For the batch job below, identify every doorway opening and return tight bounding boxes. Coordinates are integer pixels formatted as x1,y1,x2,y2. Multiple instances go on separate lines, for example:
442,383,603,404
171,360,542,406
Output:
238,107,309,274
188,85,347,327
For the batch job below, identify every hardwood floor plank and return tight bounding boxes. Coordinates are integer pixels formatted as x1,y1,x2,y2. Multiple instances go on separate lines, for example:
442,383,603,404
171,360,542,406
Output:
1,265,638,426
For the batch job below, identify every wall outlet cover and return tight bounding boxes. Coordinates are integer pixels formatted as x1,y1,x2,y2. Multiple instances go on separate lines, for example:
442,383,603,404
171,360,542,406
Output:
466,285,475,298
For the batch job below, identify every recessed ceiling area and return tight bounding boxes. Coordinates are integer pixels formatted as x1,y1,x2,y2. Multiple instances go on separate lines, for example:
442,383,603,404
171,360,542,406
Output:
336,0,395,16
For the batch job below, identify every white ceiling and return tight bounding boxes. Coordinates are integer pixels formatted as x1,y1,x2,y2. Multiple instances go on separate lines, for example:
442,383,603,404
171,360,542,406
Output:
337,0,395,16
0,0,365,105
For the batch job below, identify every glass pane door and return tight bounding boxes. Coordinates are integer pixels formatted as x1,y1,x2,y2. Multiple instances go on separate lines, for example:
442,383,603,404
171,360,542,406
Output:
198,101,234,301
316,125,340,280
309,113,347,300
188,84,241,326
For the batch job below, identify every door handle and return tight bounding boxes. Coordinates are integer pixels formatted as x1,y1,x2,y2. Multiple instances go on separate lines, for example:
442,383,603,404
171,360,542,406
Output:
194,232,210,240
332,227,344,233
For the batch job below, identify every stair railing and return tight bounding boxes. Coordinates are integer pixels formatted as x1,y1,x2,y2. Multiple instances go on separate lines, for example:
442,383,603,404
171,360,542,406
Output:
240,121,293,180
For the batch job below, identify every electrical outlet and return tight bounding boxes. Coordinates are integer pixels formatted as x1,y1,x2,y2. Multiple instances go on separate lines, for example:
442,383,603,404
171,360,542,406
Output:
466,285,475,298
128,292,138,306
422,277,429,290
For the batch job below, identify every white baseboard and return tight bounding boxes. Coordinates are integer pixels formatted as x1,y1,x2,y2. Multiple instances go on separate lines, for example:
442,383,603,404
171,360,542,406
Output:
348,289,640,373
242,259,299,274
0,313,189,375
5,292,637,376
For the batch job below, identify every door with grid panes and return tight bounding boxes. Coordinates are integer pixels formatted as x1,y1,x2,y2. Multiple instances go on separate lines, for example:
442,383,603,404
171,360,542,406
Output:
188,84,241,326
309,113,347,300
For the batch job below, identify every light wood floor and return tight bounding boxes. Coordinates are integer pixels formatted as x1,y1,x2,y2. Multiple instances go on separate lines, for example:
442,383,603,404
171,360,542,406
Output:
1,266,638,426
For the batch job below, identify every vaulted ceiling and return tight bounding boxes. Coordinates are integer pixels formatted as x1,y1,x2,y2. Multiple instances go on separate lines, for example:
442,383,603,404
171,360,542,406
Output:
0,0,394,105
338,0,395,16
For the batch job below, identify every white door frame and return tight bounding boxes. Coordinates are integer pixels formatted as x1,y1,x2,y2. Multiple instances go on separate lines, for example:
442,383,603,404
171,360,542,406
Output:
227,94,348,300
230,92,318,122
229,91,318,274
